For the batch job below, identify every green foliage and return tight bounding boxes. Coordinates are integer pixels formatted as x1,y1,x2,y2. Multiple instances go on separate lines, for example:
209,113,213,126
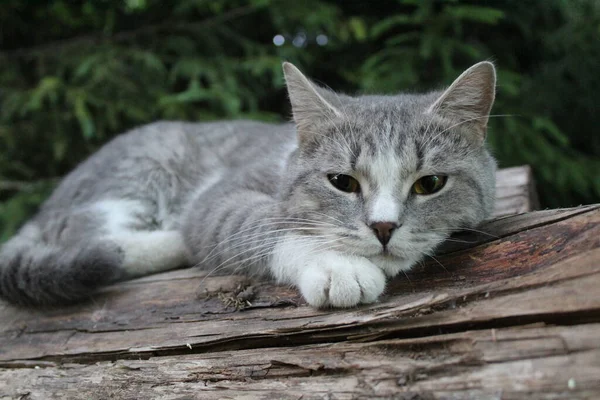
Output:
1,0,599,240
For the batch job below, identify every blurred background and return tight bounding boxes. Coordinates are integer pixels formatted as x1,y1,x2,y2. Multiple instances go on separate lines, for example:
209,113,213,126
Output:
1,0,599,241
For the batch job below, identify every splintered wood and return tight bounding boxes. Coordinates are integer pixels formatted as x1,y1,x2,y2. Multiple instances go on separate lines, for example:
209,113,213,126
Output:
0,167,599,399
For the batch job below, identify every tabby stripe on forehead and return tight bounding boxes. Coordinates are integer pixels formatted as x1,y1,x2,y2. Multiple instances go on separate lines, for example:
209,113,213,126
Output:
415,141,425,171
350,149,358,170
363,134,377,157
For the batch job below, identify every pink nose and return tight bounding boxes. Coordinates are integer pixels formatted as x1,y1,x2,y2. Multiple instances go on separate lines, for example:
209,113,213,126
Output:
370,222,398,246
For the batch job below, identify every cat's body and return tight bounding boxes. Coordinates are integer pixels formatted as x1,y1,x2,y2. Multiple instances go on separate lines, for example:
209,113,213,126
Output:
0,62,497,307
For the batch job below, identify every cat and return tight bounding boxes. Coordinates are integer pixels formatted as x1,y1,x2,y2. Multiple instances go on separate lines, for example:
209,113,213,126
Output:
0,61,497,308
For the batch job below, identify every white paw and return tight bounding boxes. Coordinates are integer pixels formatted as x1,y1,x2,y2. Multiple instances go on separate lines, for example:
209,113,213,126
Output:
298,253,386,308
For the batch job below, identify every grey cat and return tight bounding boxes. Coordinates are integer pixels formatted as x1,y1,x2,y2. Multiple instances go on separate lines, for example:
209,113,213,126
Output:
0,61,496,308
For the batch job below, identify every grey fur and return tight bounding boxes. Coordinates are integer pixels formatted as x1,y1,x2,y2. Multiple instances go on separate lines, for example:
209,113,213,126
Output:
0,62,497,307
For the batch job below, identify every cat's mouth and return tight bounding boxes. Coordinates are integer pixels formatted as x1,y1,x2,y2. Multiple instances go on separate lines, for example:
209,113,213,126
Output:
381,247,396,258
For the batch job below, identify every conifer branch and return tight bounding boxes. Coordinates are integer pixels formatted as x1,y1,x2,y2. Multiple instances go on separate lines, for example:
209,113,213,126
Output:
0,179,58,192
0,5,255,60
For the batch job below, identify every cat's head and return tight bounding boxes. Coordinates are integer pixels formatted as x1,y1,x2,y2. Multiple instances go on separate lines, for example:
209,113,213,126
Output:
280,62,497,275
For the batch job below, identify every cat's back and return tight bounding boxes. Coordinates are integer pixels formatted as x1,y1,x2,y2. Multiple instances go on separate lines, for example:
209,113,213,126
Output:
99,119,292,164
41,120,296,211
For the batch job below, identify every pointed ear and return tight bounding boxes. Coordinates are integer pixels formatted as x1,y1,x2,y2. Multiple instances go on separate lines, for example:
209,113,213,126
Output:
427,61,496,143
282,62,341,142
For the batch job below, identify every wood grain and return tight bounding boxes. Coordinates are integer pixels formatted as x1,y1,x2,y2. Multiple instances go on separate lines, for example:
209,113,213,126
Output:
493,165,539,217
1,324,598,399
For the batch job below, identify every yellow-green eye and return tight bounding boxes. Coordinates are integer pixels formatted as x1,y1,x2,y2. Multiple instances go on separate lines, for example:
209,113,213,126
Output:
413,175,447,195
328,174,360,193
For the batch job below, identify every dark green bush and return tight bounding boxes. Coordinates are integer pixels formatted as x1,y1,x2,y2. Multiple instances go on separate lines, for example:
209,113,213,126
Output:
1,0,599,241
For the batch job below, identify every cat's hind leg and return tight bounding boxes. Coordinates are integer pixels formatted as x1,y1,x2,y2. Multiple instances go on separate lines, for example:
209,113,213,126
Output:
1,199,190,306
107,230,189,279
93,199,190,279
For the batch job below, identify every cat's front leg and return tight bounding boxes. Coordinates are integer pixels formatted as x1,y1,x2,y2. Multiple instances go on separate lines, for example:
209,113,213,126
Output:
270,235,386,308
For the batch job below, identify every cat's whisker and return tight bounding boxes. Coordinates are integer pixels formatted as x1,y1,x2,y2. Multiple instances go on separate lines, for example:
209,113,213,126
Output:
427,227,499,238
252,235,347,266
232,237,346,272
201,219,337,247
198,233,341,272
199,218,341,255
427,255,449,273
198,235,344,284
401,269,412,284
306,211,348,226
441,238,480,244
200,228,340,265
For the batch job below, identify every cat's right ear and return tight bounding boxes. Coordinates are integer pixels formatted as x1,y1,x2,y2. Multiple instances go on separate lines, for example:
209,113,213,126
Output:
427,61,496,144
282,62,341,143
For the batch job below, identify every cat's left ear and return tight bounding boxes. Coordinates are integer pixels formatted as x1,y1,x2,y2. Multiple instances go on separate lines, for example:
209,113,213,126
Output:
427,61,496,144
282,62,342,144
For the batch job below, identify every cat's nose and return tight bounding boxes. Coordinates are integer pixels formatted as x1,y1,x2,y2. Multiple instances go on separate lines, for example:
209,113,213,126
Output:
370,221,398,246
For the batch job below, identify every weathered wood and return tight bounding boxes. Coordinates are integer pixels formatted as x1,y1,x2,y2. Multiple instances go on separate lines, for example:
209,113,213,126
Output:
1,324,598,399
0,204,598,399
493,165,539,217
2,165,599,400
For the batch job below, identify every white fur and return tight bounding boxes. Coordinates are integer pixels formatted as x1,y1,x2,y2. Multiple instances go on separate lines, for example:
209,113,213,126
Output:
270,235,386,308
94,199,148,234
94,199,188,277
368,254,416,277
366,151,401,223
110,230,188,277
370,192,399,223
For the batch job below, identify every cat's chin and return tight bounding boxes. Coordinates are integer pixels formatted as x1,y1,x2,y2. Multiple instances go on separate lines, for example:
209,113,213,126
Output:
367,254,416,278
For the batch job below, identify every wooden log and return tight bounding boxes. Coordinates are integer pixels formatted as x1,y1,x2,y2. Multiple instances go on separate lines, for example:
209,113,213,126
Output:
1,324,598,399
493,165,539,217
0,204,598,399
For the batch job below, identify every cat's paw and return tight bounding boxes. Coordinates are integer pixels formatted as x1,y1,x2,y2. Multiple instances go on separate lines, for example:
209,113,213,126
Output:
298,253,386,308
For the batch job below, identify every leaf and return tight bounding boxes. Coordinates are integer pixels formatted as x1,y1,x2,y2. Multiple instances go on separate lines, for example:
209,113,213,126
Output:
533,117,569,146
71,92,95,139
385,31,420,46
445,5,505,25
348,17,368,41
371,15,413,38
26,77,62,112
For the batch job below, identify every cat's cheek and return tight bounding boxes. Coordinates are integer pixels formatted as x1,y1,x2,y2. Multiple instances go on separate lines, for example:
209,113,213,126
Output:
368,256,416,278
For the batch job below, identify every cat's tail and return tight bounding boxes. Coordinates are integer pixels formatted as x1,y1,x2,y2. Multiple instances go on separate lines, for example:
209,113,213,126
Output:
0,224,123,306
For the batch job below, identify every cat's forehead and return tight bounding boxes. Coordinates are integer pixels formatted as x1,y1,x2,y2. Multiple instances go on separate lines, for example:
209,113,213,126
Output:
339,94,439,140
351,135,422,190
308,92,469,174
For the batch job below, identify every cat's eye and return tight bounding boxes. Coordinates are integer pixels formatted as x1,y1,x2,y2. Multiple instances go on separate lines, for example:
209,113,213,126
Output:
413,175,447,195
328,174,360,193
